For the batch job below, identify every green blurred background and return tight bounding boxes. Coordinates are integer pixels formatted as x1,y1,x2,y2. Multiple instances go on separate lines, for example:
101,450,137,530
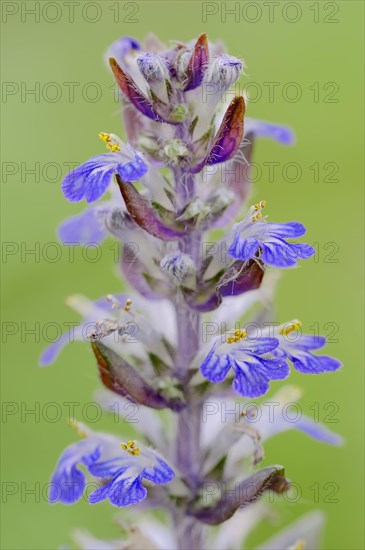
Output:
1,1,364,548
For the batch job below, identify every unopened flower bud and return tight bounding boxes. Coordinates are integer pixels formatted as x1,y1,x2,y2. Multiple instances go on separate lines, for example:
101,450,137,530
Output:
170,103,188,122
163,139,190,165
137,52,169,82
160,253,195,283
195,55,244,140
137,52,171,102
204,54,243,93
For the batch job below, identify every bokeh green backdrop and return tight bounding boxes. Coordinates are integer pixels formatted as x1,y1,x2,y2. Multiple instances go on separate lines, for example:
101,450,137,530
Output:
1,1,364,548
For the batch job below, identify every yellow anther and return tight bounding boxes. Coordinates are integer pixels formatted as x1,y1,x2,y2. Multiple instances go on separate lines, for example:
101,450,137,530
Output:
121,440,141,456
68,419,87,439
99,131,111,143
124,298,133,312
251,200,266,222
280,320,302,336
253,199,266,211
227,329,247,344
99,132,121,153
106,142,121,153
251,212,262,222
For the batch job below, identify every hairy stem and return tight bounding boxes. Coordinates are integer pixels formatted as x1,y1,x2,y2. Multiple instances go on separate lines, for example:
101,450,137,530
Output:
175,282,204,550
173,168,204,549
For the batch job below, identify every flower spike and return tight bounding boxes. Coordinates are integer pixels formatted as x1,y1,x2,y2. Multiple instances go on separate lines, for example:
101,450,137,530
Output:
45,32,343,547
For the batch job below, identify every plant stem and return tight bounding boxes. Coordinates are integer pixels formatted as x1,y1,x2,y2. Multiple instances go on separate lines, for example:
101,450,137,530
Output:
174,283,204,550
172,164,204,548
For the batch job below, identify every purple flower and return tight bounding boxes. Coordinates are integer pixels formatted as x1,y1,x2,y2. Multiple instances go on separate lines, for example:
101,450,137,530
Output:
58,205,109,245
201,388,343,472
106,36,140,65
200,330,289,398
270,321,342,374
88,440,174,507
49,422,120,504
62,133,147,203
245,118,295,145
39,293,177,367
49,423,174,508
228,201,315,268
39,295,117,366
45,31,343,542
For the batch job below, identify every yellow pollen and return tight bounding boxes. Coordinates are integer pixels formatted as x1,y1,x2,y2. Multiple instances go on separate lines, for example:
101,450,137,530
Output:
251,212,263,222
99,132,121,153
227,329,247,344
251,200,266,222
121,440,141,456
106,142,121,153
280,320,302,336
253,200,266,211
68,419,87,439
290,540,306,550
124,298,133,312
99,131,111,143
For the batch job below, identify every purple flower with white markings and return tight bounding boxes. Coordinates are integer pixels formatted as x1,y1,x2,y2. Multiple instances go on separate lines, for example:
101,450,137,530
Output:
88,440,174,507
268,320,342,374
43,32,342,550
200,331,289,398
228,200,315,268
49,422,173,507
49,421,120,504
62,133,147,203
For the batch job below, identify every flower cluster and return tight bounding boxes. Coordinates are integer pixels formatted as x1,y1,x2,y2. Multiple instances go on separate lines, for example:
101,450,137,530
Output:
43,33,342,550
